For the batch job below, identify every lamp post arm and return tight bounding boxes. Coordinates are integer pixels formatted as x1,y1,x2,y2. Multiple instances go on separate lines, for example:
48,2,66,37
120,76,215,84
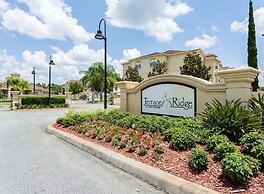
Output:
98,19,107,40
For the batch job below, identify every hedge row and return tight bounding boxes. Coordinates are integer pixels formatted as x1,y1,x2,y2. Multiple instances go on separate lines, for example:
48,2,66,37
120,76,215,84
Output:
20,104,69,109
21,96,66,105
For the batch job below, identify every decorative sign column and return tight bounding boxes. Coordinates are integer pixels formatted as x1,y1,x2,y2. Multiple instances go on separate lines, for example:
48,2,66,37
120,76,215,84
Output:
141,83,196,117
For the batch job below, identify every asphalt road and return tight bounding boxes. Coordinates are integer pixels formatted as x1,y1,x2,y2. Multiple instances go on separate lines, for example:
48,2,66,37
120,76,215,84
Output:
0,105,164,194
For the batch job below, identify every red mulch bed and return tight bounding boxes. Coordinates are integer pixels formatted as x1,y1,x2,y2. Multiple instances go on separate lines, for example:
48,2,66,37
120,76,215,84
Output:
53,123,264,194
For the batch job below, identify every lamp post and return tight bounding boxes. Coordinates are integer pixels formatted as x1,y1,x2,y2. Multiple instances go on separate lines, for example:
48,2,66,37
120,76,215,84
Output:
48,55,55,103
95,19,107,109
31,67,36,94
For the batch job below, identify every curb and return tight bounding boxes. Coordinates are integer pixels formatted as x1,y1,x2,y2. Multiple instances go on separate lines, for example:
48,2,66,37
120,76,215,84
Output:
46,123,220,194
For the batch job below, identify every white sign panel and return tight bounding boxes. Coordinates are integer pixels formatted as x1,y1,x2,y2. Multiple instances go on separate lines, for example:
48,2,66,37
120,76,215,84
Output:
141,83,196,117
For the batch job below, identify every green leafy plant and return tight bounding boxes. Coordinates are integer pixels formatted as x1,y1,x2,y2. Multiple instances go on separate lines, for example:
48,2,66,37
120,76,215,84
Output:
221,152,261,183
206,134,230,152
111,138,120,147
240,132,264,154
127,143,136,153
148,60,168,77
251,142,264,166
250,93,264,126
243,154,261,175
214,142,238,160
180,52,211,81
153,153,163,162
138,145,147,156
200,99,261,142
124,66,143,82
169,128,196,151
189,148,209,171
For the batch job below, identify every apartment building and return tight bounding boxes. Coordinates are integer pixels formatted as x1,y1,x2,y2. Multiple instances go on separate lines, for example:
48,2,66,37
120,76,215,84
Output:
122,49,223,83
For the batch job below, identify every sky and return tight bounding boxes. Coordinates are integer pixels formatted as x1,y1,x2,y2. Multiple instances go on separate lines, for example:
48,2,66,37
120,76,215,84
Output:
0,0,264,85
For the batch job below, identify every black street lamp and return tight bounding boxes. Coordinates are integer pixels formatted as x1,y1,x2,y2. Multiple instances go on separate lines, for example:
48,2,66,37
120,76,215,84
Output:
49,55,55,103
31,67,36,94
95,19,107,109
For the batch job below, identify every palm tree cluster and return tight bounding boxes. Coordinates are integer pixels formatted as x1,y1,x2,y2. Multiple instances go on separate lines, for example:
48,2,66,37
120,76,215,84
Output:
81,62,121,102
5,76,30,94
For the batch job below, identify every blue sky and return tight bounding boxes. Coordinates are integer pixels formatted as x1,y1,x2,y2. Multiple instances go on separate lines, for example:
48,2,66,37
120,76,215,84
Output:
0,0,264,85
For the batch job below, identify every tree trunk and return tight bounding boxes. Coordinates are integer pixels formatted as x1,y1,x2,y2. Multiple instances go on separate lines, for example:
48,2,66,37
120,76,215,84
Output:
92,92,95,103
100,92,103,102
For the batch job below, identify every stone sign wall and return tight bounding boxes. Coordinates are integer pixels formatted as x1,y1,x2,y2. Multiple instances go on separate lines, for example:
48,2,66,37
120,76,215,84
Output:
117,67,259,117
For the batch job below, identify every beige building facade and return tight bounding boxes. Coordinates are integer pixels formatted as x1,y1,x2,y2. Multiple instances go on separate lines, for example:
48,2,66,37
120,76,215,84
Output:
122,49,223,83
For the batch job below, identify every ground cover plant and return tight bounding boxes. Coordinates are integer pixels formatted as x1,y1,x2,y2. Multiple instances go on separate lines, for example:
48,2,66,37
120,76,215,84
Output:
55,108,264,193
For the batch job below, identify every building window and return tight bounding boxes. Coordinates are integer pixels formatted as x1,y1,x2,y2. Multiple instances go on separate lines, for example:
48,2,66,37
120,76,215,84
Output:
215,64,219,71
135,61,141,70
150,58,157,67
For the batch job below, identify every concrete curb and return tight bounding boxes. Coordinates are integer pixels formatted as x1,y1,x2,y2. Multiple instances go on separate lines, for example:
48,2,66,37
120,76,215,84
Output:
46,123,220,194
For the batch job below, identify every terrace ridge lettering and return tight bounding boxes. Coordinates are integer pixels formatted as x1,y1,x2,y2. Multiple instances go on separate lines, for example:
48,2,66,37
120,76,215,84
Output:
143,93,193,110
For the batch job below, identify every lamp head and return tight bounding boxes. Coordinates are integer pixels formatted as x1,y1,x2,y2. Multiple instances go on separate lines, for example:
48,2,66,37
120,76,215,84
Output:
31,67,36,74
49,55,55,65
95,30,105,40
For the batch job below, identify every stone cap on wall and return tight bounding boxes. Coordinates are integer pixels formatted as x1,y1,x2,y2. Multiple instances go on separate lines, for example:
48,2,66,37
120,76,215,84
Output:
217,67,259,83
120,74,226,93
117,81,139,90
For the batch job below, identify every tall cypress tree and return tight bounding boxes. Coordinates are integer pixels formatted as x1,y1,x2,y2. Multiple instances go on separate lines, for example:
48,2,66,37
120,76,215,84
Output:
248,0,259,91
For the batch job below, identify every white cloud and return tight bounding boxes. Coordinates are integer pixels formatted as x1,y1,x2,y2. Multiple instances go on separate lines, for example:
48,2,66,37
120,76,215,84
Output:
211,25,219,32
230,7,264,35
185,34,218,49
122,48,141,61
105,0,193,42
0,0,9,16
1,0,93,44
0,44,135,84
22,50,48,69
259,68,264,86
230,20,247,32
111,48,141,75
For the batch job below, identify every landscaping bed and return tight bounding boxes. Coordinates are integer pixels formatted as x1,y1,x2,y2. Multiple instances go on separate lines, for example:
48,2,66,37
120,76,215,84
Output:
55,107,264,194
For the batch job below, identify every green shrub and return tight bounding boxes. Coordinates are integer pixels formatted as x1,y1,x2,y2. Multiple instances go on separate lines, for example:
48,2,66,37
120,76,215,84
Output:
169,128,196,151
189,148,209,171
206,134,230,152
163,127,178,141
21,96,66,106
56,111,92,127
240,132,264,154
0,99,11,103
214,142,238,160
251,142,264,166
200,99,261,142
243,155,261,175
116,114,141,129
221,152,261,183
172,118,213,144
56,117,75,127
249,93,264,126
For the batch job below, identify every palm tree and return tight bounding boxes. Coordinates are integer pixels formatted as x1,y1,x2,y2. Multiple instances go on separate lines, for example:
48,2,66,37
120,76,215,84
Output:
5,76,29,94
69,81,84,99
81,62,121,102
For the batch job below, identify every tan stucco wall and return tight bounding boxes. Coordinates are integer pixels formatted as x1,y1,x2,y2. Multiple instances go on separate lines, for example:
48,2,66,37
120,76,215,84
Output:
118,67,260,117
123,49,221,83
